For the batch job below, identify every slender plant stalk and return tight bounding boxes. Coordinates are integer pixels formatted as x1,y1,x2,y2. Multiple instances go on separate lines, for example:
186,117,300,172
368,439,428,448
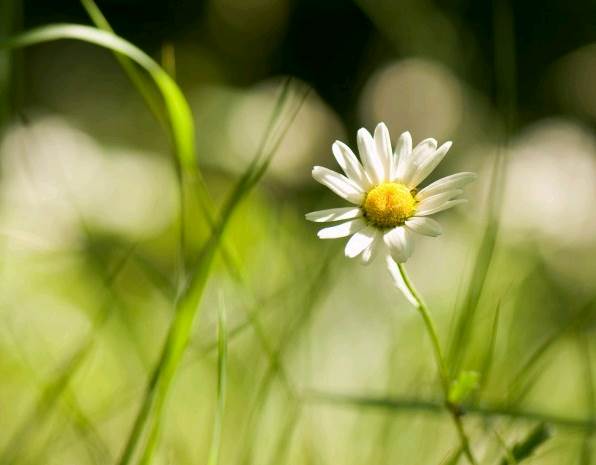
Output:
308,390,596,432
206,299,227,465
579,334,595,465
397,263,478,465
126,83,308,465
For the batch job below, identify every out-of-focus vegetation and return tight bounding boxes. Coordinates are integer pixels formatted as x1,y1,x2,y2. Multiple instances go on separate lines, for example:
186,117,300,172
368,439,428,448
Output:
0,0,595,464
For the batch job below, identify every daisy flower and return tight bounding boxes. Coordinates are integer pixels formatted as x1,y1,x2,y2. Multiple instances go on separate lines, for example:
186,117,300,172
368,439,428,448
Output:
306,122,476,265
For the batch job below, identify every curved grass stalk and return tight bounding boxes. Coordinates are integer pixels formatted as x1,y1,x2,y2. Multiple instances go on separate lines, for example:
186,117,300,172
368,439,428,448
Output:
0,24,195,171
0,23,307,465
396,263,478,465
0,24,206,273
0,26,200,465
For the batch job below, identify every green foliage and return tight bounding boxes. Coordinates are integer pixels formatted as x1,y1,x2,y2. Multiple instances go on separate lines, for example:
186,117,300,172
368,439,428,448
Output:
1,2,595,465
499,423,552,465
118,81,306,465
448,371,480,405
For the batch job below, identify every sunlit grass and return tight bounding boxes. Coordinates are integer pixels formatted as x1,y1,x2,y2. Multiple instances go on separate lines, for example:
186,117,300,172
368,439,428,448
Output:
0,1,595,465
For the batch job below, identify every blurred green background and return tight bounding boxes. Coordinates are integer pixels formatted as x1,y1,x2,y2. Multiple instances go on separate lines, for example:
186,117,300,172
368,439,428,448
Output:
0,0,595,464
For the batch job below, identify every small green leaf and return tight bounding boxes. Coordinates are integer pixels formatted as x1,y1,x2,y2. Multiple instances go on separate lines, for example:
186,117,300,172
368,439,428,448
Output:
448,370,480,404
499,423,552,465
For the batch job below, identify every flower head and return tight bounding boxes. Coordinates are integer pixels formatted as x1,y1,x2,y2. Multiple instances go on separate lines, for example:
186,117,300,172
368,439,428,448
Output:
306,122,476,264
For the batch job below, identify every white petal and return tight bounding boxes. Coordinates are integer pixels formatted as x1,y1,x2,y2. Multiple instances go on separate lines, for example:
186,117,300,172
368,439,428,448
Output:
360,231,381,265
345,225,377,258
332,141,372,190
357,128,384,185
396,138,436,185
395,131,413,159
415,189,463,215
305,207,363,223
385,255,418,306
383,226,414,263
395,155,416,185
417,172,477,200
393,131,412,180
317,218,367,239
374,122,392,182
412,138,438,165
407,141,452,188
312,166,365,205
414,199,467,217
405,217,442,237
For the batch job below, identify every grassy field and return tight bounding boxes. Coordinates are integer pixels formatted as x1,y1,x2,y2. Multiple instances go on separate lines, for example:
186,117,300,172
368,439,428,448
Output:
0,0,595,464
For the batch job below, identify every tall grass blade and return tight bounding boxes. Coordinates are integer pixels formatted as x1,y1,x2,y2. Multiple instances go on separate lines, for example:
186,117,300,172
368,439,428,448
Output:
476,302,501,398
579,335,595,465
206,297,228,465
447,0,516,375
447,155,502,375
118,81,307,465
80,0,294,306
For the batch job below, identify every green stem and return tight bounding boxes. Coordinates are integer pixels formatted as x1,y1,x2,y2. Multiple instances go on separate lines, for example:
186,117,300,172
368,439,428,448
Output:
397,263,478,465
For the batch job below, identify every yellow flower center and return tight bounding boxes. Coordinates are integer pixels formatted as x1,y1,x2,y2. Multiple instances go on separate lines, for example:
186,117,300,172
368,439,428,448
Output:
363,182,416,228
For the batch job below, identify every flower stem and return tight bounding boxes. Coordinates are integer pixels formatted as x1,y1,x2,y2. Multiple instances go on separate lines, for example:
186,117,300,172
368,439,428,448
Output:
397,263,478,465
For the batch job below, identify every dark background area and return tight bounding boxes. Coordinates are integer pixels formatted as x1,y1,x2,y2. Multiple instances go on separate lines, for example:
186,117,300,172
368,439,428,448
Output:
18,0,596,126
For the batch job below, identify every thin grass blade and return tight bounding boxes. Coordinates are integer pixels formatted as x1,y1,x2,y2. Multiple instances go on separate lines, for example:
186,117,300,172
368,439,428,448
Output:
579,334,595,465
119,81,308,465
475,301,501,398
307,391,596,431
440,446,464,465
498,423,551,465
206,296,228,465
